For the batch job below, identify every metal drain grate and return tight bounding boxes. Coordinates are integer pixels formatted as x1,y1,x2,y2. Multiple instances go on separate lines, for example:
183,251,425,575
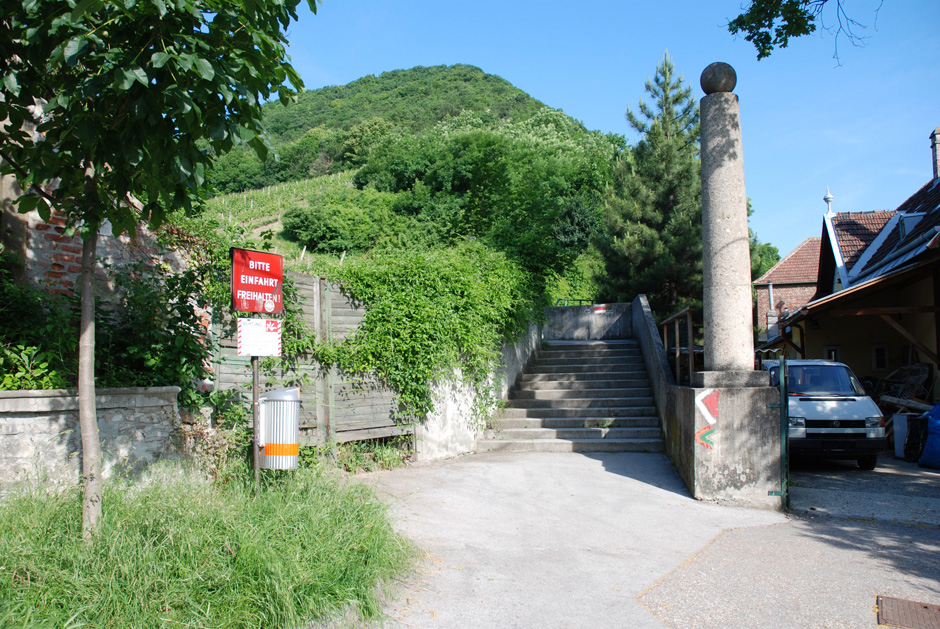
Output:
877,595,940,629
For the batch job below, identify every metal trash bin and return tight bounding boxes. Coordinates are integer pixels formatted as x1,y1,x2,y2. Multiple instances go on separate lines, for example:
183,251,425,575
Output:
258,388,300,470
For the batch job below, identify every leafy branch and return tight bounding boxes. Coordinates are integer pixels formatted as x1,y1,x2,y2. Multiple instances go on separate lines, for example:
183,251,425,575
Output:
729,0,882,61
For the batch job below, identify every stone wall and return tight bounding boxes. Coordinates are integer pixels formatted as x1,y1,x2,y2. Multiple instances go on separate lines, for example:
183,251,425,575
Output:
0,387,181,488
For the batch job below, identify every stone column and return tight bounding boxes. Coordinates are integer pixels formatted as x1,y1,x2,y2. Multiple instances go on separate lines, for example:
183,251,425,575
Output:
696,63,762,386
685,64,780,510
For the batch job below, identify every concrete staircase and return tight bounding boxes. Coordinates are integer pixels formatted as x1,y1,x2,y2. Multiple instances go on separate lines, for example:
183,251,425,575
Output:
478,340,663,453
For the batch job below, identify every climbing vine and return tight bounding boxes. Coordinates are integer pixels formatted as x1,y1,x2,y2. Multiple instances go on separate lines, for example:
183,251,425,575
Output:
320,242,541,421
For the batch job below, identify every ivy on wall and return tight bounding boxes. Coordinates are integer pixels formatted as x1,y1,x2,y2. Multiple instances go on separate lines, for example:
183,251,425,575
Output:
318,241,539,420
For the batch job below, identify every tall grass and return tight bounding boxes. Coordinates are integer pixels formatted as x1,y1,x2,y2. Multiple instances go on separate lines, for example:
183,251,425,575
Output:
0,462,412,627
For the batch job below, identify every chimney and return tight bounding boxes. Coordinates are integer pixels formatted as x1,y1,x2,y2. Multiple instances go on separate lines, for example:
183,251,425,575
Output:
932,127,940,180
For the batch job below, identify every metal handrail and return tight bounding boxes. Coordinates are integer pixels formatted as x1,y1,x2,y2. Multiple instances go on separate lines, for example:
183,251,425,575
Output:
660,307,695,385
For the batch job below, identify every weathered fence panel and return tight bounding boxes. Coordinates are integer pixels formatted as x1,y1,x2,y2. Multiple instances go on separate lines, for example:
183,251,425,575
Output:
212,272,408,445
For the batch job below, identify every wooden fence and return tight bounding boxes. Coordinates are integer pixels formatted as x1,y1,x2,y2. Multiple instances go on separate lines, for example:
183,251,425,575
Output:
211,272,411,445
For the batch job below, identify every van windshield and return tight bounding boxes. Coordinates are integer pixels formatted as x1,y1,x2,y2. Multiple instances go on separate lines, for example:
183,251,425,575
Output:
769,364,866,396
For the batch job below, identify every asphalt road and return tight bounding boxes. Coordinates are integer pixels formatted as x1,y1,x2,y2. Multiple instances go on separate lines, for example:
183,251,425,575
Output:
788,455,940,526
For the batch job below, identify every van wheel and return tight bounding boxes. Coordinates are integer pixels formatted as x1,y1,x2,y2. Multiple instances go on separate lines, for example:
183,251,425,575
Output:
857,455,877,470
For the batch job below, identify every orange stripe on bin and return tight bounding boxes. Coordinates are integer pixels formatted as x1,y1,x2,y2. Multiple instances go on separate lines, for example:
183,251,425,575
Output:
264,443,299,457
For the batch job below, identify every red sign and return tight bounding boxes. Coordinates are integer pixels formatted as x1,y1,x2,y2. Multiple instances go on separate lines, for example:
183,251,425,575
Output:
231,248,284,313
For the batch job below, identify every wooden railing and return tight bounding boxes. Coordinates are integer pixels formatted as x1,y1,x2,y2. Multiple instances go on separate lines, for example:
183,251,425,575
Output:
660,307,694,385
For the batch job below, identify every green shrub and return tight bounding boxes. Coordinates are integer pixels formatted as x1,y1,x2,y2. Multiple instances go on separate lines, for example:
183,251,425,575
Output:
95,263,215,407
281,185,408,254
320,436,413,474
0,462,413,627
0,253,78,389
0,345,68,391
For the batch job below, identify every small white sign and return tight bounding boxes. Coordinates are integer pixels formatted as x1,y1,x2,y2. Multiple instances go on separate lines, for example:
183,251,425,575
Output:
237,318,282,357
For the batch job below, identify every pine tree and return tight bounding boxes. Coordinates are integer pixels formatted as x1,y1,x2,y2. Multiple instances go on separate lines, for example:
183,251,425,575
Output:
598,52,702,315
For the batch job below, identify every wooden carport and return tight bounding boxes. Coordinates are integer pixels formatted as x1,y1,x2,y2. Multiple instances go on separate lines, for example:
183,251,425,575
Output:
762,254,940,398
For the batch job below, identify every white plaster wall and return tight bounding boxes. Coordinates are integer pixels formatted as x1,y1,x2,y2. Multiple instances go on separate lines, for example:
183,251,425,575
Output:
415,324,541,462
416,376,479,461
496,324,541,400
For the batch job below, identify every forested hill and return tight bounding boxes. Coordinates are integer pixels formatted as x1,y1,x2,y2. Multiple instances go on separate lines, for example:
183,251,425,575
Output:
264,64,547,143
208,64,552,193
202,54,778,321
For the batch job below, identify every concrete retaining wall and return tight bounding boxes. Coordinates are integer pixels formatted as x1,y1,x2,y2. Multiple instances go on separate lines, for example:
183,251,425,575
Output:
418,324,541,461
0,387,181,487
631,296,782,509
543,303,632,340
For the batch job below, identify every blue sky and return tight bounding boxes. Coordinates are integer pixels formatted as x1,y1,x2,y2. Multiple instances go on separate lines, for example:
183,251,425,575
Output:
284,0,940,257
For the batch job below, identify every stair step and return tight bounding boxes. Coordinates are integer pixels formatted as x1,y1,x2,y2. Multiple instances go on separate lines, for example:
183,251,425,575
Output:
478,336,661,455
517,379,651,391
521,372,648,383
527,364,648,374
476,438,664,454
537,349,642,360
498,407,657,418
533,356,642,367
494,417,659,429
511,387,651,400
542,341,639,349
506,397,655,409
493,427,661,440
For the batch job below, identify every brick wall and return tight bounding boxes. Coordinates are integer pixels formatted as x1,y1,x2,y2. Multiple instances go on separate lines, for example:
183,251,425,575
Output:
755,283,817,339
1,174,185,298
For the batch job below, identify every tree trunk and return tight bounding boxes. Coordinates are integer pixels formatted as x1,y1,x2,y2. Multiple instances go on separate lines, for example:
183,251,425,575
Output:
79,225,102,542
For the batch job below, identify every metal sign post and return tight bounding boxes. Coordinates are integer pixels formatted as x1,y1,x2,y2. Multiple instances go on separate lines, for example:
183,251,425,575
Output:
231,248,284,492
779,355,790,510
763,349,790,509
252,356,260,490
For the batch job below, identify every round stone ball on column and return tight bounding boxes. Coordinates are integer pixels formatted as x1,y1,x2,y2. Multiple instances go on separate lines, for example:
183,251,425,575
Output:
700,62,737,95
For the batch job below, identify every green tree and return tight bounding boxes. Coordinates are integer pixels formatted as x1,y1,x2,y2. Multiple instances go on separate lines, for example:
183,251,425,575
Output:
748,201,780,279
598,52,702,315
341,117,395,166
729,0,877,59
751,238,780,279
0,0,314,540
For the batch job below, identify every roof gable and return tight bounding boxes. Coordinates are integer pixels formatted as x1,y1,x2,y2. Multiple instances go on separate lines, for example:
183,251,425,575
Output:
830,211,895,270
754,237,820,285
853,178,940,282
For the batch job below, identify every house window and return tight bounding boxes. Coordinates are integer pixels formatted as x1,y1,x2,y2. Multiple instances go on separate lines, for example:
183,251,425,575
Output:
872,345,889,371
823,346,841,362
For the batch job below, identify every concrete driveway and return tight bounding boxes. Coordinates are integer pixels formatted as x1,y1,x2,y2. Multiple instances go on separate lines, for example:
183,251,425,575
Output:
359,451,940,628
362,452,784,628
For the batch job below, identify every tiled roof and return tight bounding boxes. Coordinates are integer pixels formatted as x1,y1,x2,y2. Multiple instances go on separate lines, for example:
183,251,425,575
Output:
754,237,820,285
855,178,940,279
831,211,895,270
